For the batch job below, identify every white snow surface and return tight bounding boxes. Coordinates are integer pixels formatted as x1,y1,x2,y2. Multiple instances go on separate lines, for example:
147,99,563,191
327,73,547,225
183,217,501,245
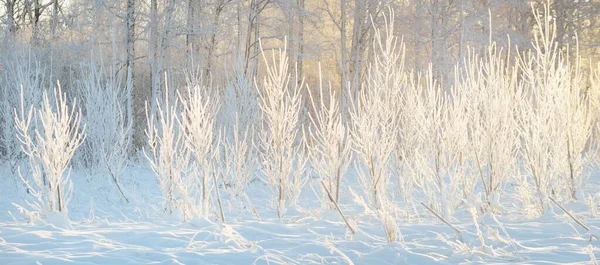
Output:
1,162,600,265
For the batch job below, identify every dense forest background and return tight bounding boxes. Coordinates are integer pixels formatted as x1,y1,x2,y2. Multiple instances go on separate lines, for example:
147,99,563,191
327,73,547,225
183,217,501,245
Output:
1,0,600,148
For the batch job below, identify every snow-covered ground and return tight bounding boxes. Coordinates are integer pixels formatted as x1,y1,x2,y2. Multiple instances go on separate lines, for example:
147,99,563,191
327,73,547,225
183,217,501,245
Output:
1,161,600,265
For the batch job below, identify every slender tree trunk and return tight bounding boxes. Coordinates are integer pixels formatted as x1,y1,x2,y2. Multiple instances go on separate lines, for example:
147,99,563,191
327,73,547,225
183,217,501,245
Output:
414,1,422,71
458,0,465,60
150,0,159,120
206,1,226,77
430,0,438,79
251,7,260,80
555,0,564,50
158,0,175,93
243,0,256,76
32,0,42,44
125,0,136,150
237,0,243,59
187,0,197,57
340,0,348,114
349,0,366,101
287,1,296,76
363,0,378,66
297,0,304,81
51,0,59,39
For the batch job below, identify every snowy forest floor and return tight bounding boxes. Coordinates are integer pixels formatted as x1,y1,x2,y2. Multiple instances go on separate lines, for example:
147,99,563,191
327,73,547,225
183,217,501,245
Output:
2,161,600,264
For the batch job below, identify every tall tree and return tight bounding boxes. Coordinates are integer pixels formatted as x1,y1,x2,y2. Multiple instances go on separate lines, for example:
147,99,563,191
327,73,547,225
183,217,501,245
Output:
297,0,305,80
125,0,136,147
340,0,348,111
149,0,159,119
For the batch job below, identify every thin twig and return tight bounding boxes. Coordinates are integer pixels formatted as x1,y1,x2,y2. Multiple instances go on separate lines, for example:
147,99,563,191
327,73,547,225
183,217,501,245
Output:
321,180,355,234
549,196,597,240
420,202,463,242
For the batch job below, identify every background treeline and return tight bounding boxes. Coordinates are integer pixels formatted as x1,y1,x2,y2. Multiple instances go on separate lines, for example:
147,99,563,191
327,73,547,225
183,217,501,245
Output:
2,0,600,149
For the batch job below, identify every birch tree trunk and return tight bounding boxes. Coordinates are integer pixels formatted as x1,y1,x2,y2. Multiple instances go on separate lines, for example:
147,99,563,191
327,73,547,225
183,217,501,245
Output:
149,0,159,120
187,0,197,57
158,0,175,97
125,0,136,149
237,0,243,61
285,0,297,77
340,0,348,113
349,0,366,101
297,0,305,81
251,3,261,79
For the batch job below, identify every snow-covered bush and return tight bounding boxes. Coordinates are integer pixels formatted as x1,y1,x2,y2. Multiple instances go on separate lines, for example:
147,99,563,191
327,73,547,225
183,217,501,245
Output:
220,59,261,133
306,66,351,204
347,11,406,242
516,4,593,212
349,11,403,210
219,60,260,216
220,118,260,220
257,43,307,219
144,79,193,218
458,43,521,206
393,72,432,215
222,118,256,201
553,50,593,200
410,68,463,219
516,4,560,213
178,76,220,219
15,83,86,217
76,60,131,202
